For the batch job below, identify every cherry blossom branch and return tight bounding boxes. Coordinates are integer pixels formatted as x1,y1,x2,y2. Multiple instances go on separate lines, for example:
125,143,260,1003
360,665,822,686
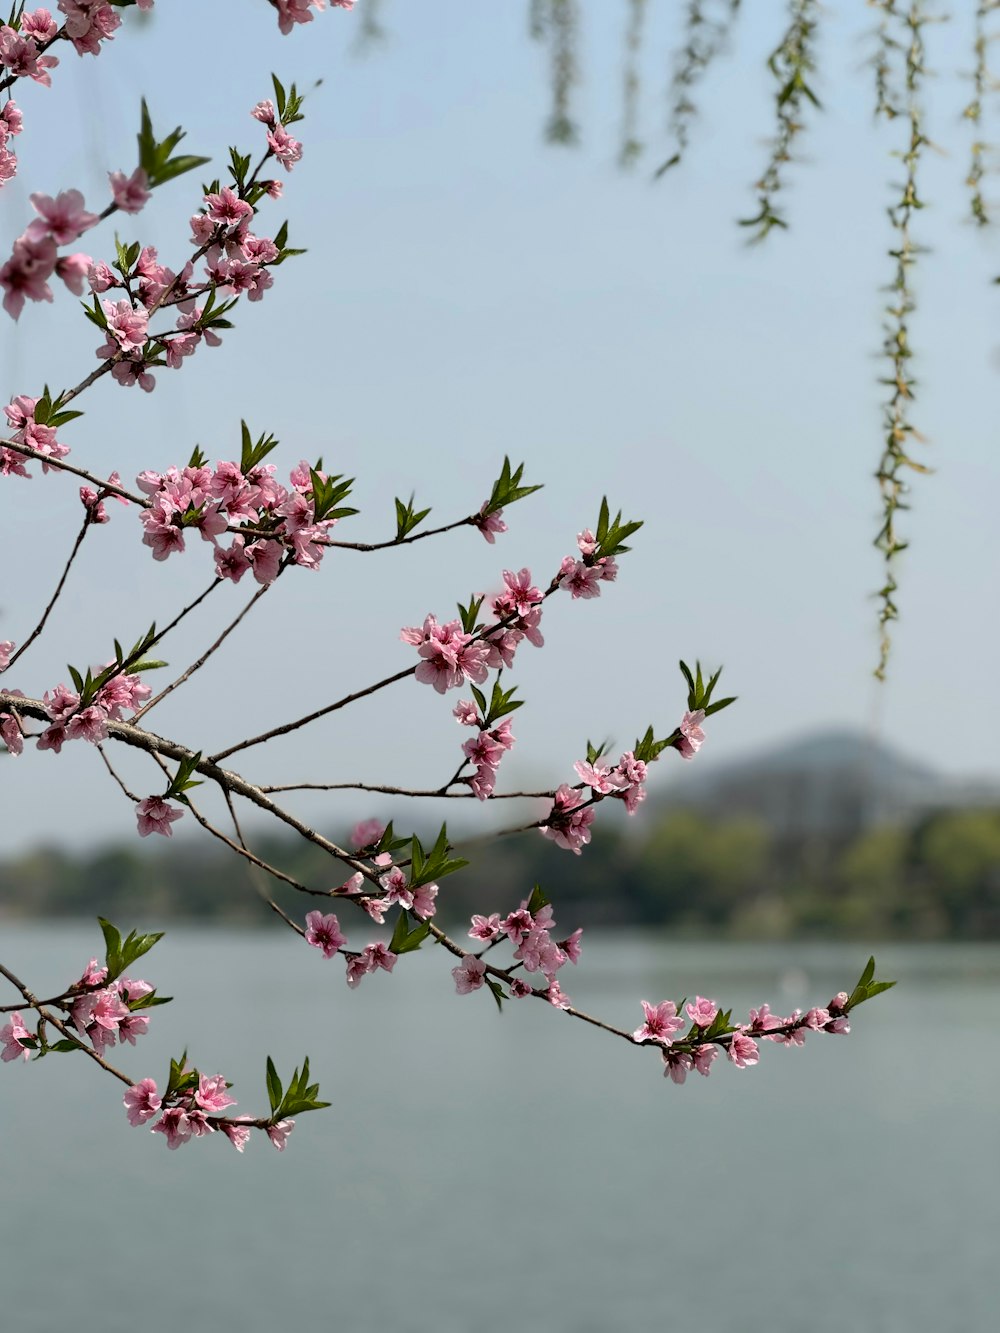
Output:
0,960,134,1087
133,563,288,722
209,585,562,764
208,665,417,763
257,780,555,798
5,513,92,670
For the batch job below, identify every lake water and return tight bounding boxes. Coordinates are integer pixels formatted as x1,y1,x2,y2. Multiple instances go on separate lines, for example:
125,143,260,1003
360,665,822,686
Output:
1,927,997,1333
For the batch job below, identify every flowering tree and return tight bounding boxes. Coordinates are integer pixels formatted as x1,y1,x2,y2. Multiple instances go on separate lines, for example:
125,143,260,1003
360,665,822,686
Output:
0,0,893,1154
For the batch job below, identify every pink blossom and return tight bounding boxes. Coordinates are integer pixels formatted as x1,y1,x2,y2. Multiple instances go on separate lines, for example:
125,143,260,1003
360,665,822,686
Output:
117,1012,149,1045
204,186,253,228
102,298,148,352
453,699,480,727
0,26,57,83
692,1044,718,1077
151,1107,193,1150
509,978,533,997
727,1032,760,1069
345,953,371,988
469,913,502,942
560,927,583,963
685,995,719,1029
272,0,327,34
215,540,251,583
252,99,276,124
378,866,413,910
411,883,439,920
87,259,117,293
79,958,107,987
267,1119,294,1151
452,954,487,994
46,251,85,301
748,1003,785,1039
539,783,595,855
0,229,57,319
546,979,571,1009
304,910,346,959
0,711,23,755
0,640,14,671
360,897,386,924
123,1078,161,1126
1,101,22,137
475,505,507,543
221,1121,252,1152
500,906,534,945
558,557,602,599
573,758,627,795
135,796,184,837
661,1049,694,1084
63,704,108,743
195,1074,237,1114
633,1000,686,1045
826,1015,851,1035
72,985,129,1039
22,9,58,41
108,167,150,214
28,189,97,245
676,709,706,760
362,941,397,974
1,1012,31,1063
266,124,302,171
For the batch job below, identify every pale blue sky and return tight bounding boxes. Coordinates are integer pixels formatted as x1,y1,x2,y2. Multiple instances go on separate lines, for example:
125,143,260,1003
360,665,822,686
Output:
1,0,998,852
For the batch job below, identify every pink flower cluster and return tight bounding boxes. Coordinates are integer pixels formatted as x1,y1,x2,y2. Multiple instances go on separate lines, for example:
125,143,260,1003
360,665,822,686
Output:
402,568,545,695
137,457,340,579
251,99,302,172
193,185,277,301
637,989,853,1086
1,393,68,476
0,98,22,190
574,748,649,815
459,899,583,999
375,866,439,920
345,941,397,989
272,0,353,36
454,699,515,800
123,1069,268,1153
557,528,618,600
539,784,596,855
69,960,154,1054
79,469,125,523
0,15,58,88
0,184,97,319
30,665,150,756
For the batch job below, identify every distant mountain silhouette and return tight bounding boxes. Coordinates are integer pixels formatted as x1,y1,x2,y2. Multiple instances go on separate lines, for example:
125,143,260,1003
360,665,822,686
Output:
660,729,1000,836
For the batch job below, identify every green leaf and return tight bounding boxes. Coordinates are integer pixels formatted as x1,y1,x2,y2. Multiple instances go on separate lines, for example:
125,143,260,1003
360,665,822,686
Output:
265,1056,283,1114
486,977,506,1012
98,917,123,975
526,885,550,916
48,1038,86,1054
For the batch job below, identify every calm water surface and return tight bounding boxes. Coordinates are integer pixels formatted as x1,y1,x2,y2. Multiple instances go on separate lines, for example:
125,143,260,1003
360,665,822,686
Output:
1,928,997,1333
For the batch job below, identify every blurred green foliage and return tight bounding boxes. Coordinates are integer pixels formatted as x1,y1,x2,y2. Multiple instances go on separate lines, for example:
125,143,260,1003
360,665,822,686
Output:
4,803,998,939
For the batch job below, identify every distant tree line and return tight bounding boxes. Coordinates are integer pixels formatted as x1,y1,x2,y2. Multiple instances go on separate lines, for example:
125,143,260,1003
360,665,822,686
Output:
3,803,999,939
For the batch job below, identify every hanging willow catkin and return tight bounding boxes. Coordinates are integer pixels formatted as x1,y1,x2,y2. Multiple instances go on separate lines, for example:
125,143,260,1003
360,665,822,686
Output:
872,1,932,680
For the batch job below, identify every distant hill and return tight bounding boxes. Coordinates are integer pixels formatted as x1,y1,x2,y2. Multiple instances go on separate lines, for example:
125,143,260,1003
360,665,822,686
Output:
658,729,1000,837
